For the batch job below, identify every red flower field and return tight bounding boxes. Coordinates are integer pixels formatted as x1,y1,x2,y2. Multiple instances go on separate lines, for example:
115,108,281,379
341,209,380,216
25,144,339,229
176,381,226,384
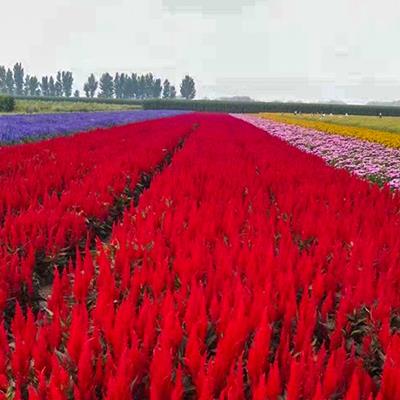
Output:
0,113,399,399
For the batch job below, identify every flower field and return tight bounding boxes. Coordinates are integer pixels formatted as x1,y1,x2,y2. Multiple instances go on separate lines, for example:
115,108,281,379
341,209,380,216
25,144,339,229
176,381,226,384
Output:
0,113,197,312
0,112,399,399
0,110,187,144
266,114,400,135
235,114,400,190
258,113,400,149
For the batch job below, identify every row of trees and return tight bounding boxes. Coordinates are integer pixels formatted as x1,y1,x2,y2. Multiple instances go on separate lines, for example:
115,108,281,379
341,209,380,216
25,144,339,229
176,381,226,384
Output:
0,64,74,97
82,73,195,99
0,63,196,100
84,73,177,99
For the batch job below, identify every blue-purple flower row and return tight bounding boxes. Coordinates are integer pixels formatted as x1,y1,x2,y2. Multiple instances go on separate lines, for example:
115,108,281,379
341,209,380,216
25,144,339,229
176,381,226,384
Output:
0,110,189,144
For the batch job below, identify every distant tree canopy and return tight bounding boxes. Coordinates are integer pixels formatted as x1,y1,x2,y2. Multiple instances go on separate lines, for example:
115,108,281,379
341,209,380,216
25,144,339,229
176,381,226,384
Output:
61,71,74,97
162,79,171,99
98,73,114,98
23,75,30,96
180,75,196,100
0,67,6,93
28,76,40,96
13,63,24,96
55,72,63,97
89,72,180,100
41,77,50,96
84,74,98,98
49,76,56,97
114,73,124,99
0,62,196,100
5,69,14,95
170,85,177,99
153,78,162,99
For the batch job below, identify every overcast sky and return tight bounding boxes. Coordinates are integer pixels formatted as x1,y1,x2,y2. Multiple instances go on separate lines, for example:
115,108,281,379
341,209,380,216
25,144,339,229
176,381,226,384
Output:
1,0,399,103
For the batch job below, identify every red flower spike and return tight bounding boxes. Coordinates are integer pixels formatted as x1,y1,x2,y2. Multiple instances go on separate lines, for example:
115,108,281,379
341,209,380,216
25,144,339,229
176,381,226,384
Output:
247,315,272,385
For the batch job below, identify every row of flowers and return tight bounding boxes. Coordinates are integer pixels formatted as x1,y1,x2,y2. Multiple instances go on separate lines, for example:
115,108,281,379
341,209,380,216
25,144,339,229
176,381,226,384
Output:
0,114,198,313
0,110,188,144
1,114,400,398
257,113,400,149
234,114,400,190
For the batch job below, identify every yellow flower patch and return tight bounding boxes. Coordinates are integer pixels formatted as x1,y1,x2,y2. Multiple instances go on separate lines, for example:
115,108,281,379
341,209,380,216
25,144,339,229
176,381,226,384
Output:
257,113,400,149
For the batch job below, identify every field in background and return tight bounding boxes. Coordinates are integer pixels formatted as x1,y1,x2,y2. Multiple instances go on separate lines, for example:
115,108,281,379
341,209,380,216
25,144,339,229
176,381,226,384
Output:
13,99,141,113
239,113,400,189
0,110,186,144
259,113,400,149
268,113,400,134
7,96,400,116
143,98,400,116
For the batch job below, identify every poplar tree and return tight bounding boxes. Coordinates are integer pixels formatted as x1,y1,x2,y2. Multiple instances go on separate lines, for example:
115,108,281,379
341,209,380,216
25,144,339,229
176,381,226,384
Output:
0,67,6,93
13,63,24,95
5,69,14,95
40,76,50,96
162,79,171,99
49,76,56,96
55,72,63,96
180,75,196,99
84,74,98,98
61,71,74,97
98,73,114,98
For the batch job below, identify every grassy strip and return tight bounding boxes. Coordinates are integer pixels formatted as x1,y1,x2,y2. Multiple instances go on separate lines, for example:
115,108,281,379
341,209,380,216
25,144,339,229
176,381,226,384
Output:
11,99,141,114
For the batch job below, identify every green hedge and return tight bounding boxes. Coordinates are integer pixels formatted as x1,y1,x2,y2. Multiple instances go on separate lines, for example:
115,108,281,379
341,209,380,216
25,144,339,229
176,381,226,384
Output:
143,99,400,116
14,96,400,116
0,95,15,112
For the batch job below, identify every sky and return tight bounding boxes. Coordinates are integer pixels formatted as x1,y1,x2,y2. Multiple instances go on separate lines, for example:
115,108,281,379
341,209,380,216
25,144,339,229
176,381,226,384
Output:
1,0,400,103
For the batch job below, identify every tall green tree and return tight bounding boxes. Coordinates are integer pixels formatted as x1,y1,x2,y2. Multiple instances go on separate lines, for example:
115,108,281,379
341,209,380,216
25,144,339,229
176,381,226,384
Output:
84,74,98,98
130,74,138,98
83,83,90,98
55,72,63,96
114,73,124,99
0,66,6,93
122,74,136,98
162,79,171,99
137,75,146,99
61,71,73,97
5,69,14,95
74,90,80,98
122,75,132,98
170,85,177,99
98,73,114,98
13,63,24,95
180,75,196,100
152,78,162,98
28,76,40,96
40,76,50,96
144,73,155,98
23,75,30,95
119,74,128,98
49,76,56,96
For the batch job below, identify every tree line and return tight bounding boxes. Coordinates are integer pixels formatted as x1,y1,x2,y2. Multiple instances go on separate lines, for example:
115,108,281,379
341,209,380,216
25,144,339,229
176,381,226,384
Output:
0,63,196,100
